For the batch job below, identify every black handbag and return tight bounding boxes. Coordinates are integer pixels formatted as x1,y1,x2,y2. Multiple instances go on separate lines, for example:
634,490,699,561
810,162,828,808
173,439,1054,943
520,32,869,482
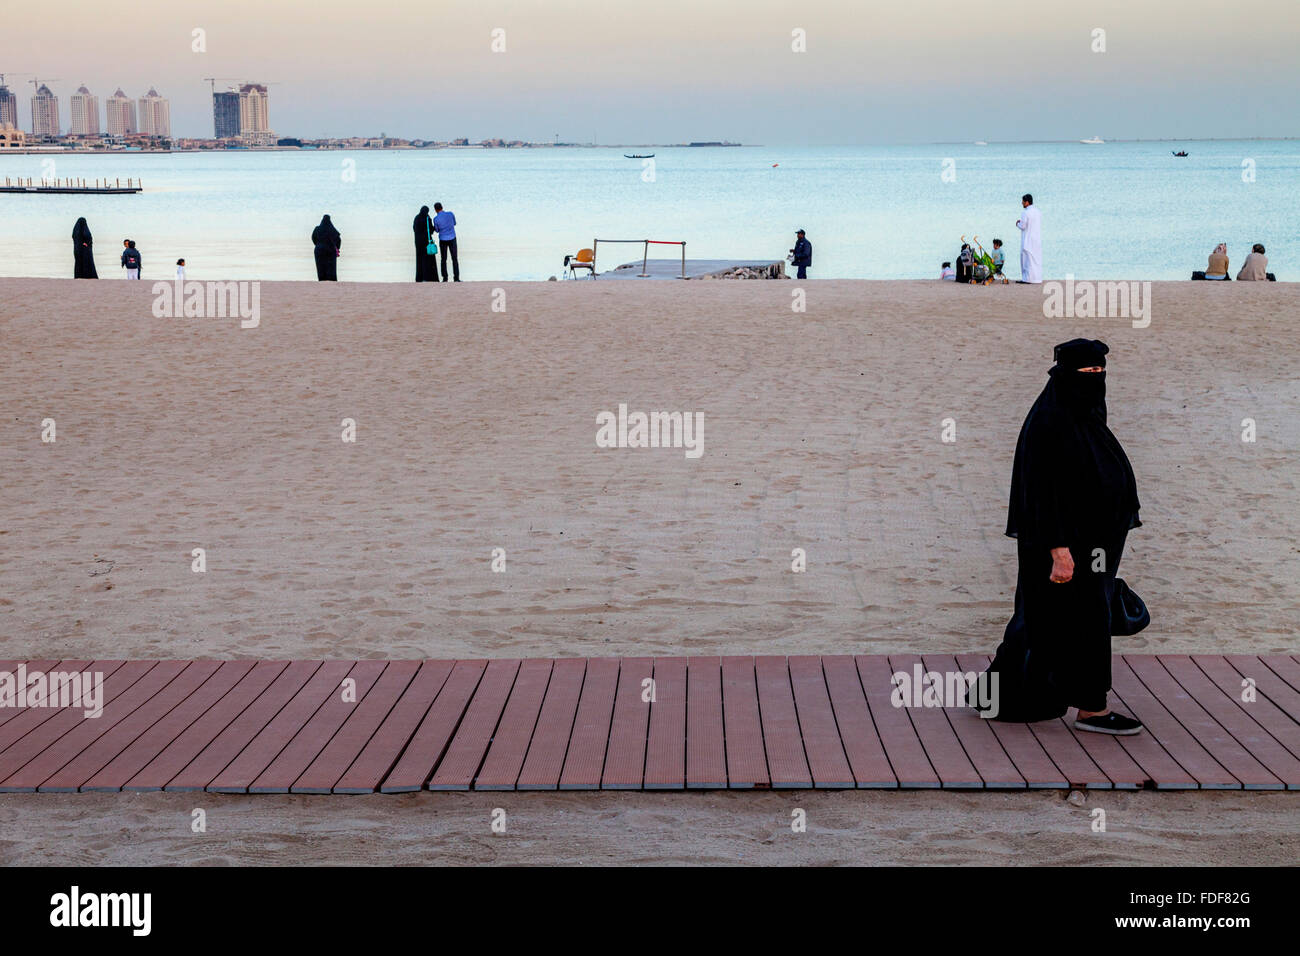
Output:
1110,578,1150,636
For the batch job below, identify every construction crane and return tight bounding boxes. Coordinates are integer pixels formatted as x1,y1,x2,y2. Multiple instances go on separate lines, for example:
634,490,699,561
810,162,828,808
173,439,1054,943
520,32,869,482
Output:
29,77,63,93
204,78,281,93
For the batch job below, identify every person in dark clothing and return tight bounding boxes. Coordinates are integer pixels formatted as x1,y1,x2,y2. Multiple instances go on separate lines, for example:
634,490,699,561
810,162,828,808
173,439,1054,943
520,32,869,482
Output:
979,338,1145,735
72,218,98,278
956,243,973,283
789,229,812,279
433,202,459,281
121,239,142,278
413,206,438,282
311,215,341,281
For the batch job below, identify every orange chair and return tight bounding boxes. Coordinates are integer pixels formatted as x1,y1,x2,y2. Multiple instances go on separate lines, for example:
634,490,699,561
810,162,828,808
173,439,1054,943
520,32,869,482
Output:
566,247,595,279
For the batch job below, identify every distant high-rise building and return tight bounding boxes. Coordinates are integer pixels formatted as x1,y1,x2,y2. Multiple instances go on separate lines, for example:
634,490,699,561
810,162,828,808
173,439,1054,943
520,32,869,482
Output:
70,85,101,136
213,90,240,138
238,83,269,134
30,83,59,136
137,88,170,137
0,80,18,129
106,88,137,135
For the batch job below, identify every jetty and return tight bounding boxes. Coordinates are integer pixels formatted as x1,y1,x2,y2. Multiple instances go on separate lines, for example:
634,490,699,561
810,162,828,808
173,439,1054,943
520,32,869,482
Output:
0,177,142,194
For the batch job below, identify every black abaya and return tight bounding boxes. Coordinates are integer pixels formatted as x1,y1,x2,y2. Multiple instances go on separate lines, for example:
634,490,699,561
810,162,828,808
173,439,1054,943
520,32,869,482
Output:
312,216,341,281
413,207,438,281
983,339,1142,721
72,218,98,279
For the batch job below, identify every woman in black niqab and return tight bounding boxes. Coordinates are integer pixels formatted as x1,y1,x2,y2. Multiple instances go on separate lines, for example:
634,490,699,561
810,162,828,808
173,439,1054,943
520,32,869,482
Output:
72,218,98,279
980,338,1145,734
311,214,341,281
413,206,437,282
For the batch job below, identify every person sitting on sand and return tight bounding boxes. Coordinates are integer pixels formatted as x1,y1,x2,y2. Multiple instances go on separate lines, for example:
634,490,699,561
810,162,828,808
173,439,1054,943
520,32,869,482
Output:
991,239,1005,275
956,243,973,283
1205,243,1229,280
1237,243,1269,281
979,338,1145,735
941,261,956,280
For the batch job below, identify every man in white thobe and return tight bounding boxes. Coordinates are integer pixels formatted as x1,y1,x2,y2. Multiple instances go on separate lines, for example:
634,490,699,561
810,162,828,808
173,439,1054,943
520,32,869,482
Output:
1016,193,1042,284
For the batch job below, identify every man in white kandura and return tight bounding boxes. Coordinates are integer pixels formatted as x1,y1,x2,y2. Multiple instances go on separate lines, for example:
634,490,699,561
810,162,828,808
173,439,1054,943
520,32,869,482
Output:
1016,193,1042,284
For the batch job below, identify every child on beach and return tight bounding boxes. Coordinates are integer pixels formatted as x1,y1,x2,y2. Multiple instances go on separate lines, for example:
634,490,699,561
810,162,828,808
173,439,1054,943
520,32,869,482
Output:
941,262,955,280
176,259,186,280
121,240,141,279
991,239,1005,275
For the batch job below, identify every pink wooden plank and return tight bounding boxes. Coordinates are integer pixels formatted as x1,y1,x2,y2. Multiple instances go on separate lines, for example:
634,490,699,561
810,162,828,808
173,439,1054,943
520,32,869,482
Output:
954,653,1066,788
164,661,318,791
290,661,421,793
643,657,687,790
684,657,726,789
888,655,981,788
1225,655,1300,722
1110,656,1238,789
380,659,486,793
1193,655,1300,761
855,655,939,788
1259,655,1300,695
206,660,353,793
1127,655,1280,789
601,657,653,789
45,660,226,792
250,661,389,793
755,656,811,788
821,655,898,788
558,658,619,790
428,659,521,790
516,658,585,791
1160,656,1300,789
788,656,854,788
124,661,289,791
85,661,258,792
474,659,553,791
0,661,188,792
333,660,453,793
921,654,1024,789
0,660,115,756
721,656,769,789
0,661,61,730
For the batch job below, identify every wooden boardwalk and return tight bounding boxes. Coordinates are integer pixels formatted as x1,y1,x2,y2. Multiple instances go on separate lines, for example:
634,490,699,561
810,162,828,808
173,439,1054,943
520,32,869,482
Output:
0,655,1296,793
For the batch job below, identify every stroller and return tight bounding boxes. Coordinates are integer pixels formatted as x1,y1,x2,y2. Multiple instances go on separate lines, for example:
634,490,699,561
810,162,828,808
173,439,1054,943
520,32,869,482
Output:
962,235,1009,285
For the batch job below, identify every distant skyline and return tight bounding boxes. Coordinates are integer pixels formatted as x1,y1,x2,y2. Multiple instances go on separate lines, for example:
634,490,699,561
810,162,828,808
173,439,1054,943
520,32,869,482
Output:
5,0,1298,143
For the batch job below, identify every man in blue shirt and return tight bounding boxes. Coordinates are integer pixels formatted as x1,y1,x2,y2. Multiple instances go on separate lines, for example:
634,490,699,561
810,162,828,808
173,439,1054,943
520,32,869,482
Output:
789,229,812,279
432,202,460,282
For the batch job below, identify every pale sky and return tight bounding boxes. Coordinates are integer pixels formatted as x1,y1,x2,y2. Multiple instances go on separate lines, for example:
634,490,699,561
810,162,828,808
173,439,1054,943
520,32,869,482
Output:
5,0,1298,142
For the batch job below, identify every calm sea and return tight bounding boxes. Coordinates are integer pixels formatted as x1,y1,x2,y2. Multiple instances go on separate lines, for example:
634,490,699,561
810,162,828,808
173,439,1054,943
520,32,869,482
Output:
0,142,1294,282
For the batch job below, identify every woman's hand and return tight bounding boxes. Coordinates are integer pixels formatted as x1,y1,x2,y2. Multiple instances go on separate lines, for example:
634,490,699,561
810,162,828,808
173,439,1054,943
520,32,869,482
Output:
1049,547,1074,583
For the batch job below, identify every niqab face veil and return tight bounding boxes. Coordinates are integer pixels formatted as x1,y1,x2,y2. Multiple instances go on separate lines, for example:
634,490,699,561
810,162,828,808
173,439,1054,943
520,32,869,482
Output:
1005,338,1140,545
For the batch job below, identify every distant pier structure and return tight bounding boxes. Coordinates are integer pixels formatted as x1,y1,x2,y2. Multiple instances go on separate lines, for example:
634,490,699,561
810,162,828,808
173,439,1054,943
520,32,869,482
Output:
0,176,142,194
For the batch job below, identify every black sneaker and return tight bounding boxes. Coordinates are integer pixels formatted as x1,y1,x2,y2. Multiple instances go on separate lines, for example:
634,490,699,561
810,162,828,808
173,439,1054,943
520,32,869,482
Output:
1074,712,1143,735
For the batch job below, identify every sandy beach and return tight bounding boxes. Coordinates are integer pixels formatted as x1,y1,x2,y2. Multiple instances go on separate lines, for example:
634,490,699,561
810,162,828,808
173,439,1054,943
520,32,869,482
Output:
1,277,1297,865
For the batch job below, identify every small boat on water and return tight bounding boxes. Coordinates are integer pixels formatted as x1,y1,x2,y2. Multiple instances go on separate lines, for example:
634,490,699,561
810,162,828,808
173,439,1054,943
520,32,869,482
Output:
1172,150,1189,157
624,153,654,159
1080,136,1104,145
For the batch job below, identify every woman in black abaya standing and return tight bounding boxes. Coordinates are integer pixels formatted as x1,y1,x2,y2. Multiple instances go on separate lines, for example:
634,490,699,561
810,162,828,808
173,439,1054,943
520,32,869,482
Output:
413,206,438,281
72,218,98,278
979,338,1146,734
312,214,341,281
